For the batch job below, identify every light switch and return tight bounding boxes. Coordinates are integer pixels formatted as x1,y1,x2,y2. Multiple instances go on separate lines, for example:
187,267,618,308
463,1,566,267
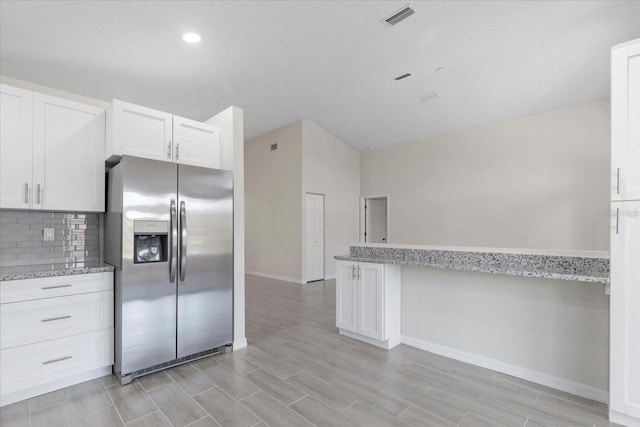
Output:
43,228,55,241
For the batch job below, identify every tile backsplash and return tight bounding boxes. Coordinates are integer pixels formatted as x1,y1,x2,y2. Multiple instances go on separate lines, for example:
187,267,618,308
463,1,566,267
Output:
0,210,99,268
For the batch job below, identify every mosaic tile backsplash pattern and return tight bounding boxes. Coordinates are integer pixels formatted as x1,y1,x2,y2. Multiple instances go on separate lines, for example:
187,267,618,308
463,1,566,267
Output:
0,210,99,270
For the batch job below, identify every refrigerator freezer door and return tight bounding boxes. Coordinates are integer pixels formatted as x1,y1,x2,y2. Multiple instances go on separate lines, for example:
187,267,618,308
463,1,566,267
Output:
177,165,233,357
120,156,178,375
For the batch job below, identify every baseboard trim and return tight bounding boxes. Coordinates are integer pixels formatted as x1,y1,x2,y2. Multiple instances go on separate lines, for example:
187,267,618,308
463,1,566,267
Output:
246,271,305,284
233,338,248,351
0,366,112,407
401,335,609,404
339,329,396,349
610,410,640,426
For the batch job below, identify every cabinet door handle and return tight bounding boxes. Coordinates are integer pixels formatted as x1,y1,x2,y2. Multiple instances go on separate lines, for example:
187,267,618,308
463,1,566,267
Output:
41,284,71,290
36,184,41,204
24,183,29,204
352,265,356,280
167,142,172,159
41,315,71,323
42,356,72,365
616,208,620,234
357,266,361,280
175,143,180,161
616,168,620,195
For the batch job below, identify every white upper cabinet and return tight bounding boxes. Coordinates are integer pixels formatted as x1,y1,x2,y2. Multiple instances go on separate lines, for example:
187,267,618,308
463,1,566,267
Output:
0,85,105,212
107,100,221,169
611,40,640,201
0,85,33,209
32,94,105,212
107,100,173,162
173,116,221,168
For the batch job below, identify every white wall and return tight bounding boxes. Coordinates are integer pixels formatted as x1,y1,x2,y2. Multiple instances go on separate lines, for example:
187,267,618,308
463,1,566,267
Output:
244,122,303,282
206,106,247,350
1,75,109,108
301,120,360,281
402,267,610,398
360,99,612,400
361,99,611,251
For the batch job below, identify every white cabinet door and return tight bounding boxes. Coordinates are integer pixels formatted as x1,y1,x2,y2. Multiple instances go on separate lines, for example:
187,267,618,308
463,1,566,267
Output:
612,41,640,201
357,262,384,341
610,200,640,417
32,94,105,211
110,100,173,162
336,261,357,332
173,116,221,168
0,85,33,209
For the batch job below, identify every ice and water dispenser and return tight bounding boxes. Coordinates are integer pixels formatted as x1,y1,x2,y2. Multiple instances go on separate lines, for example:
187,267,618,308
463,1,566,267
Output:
133,220,168,264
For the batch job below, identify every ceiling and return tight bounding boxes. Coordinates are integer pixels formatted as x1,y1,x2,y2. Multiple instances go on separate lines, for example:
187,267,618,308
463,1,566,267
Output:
1,1,639,152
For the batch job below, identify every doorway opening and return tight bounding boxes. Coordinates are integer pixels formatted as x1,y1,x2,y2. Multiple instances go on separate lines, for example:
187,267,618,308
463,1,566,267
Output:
360,195,389,243
305,193,325,283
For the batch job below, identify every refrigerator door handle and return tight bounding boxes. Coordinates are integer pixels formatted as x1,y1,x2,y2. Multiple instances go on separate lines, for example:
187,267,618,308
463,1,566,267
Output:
179,201,187,281
169,199,178,282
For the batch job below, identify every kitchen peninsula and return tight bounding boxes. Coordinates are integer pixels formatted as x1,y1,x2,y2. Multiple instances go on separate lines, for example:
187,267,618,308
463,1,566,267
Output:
335,243,610,403
336,243,609,284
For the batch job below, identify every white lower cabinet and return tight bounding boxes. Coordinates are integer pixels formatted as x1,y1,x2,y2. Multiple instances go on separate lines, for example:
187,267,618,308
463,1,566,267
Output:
610,201,640,426
335,260,401,349
0,272,114,407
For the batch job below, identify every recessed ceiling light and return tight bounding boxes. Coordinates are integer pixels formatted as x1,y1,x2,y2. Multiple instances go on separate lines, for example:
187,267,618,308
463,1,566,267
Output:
182,33,201,44
366,145,376,151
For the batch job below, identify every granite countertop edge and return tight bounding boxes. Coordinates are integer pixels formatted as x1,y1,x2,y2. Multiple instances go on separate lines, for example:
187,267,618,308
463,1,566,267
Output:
334,255,610,284
0,263,115,281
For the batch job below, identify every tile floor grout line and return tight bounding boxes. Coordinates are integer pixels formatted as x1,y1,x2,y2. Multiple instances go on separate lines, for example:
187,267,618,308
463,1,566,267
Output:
181,385,223,426
339,399,358,413
102,383,134,427
456,411,470,426
286,393,309,407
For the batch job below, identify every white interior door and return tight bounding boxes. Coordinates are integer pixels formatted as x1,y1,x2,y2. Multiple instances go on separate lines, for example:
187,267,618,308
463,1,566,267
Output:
365,197,387,243
306,193,324,282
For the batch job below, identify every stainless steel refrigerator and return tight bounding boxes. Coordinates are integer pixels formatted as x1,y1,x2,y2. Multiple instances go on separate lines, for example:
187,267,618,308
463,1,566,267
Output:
105,155,233,385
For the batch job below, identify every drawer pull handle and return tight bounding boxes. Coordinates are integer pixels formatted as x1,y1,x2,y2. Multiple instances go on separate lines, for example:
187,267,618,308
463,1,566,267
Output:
41,284,71,290
41,315,71,323
42,356,72,365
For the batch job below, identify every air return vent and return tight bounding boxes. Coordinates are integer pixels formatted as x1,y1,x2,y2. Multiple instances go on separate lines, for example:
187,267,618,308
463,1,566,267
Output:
384,6,415,26
394,73,412,81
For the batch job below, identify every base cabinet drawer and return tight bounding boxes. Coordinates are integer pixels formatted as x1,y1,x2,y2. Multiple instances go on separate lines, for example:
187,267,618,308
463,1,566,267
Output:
1,291,113,349
0,272,111,303
0,329,113,396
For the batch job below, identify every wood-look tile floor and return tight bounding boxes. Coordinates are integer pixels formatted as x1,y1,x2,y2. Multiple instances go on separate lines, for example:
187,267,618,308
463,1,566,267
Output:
1,274,619,427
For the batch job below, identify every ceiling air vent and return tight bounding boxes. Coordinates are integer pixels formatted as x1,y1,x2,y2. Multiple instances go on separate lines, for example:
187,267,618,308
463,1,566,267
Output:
384,6,415,26
394,73,412,81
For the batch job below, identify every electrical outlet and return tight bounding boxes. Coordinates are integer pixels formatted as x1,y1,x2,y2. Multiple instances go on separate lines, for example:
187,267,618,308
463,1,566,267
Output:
43,228,55,241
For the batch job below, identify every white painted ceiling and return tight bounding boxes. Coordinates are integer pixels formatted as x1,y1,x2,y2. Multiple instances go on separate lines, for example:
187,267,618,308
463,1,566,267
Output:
1,1,639,151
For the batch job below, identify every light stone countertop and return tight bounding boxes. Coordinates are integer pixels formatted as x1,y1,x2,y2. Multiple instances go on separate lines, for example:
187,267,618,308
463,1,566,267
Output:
335,244,609,284
0,262,115,281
